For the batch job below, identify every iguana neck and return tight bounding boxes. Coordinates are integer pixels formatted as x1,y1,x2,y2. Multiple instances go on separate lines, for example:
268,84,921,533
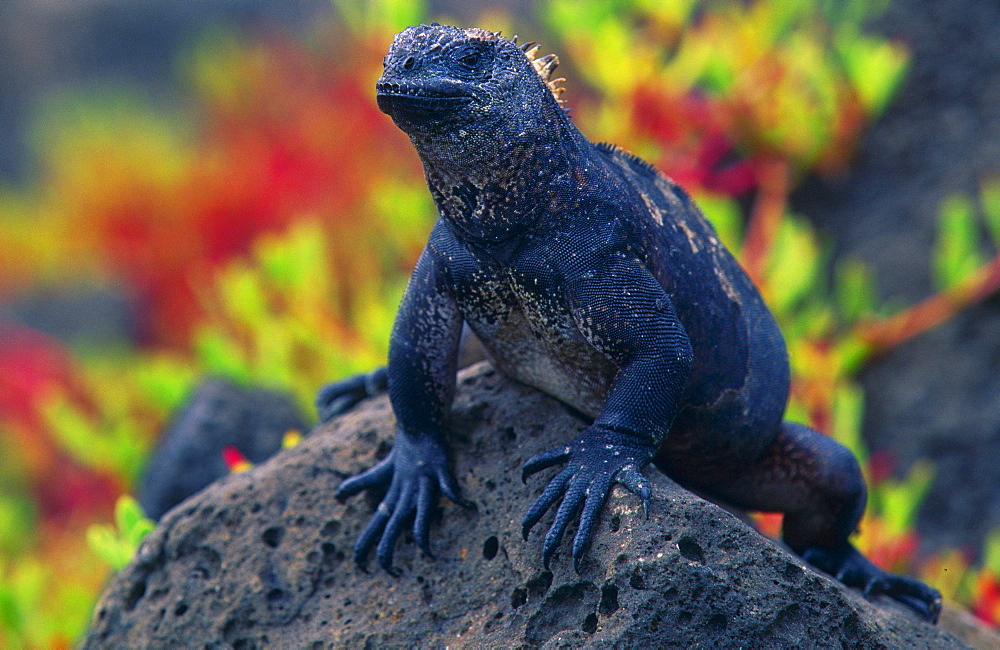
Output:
412,104,588,243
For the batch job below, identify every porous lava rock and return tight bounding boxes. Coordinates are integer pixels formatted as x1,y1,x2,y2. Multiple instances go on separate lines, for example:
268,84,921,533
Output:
86,363,966,647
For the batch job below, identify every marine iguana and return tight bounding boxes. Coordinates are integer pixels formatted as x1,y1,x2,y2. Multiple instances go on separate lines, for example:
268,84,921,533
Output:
319,23,942,622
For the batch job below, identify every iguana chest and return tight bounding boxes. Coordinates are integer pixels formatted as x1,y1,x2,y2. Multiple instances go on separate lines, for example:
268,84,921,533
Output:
448,257,615,417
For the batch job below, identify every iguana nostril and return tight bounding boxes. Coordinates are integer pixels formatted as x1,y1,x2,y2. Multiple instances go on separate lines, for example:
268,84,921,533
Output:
403,56,416,70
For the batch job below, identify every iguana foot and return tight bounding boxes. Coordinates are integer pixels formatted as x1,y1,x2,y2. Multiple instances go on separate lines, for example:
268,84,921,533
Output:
316,367,388,422
797,543,942,623
336,428,466,574
521,426,654,571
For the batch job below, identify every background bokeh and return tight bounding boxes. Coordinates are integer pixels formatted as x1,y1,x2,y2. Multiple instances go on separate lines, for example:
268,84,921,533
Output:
1,0,998,644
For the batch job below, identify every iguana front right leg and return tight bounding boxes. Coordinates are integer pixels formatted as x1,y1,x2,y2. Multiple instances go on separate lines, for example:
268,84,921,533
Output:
334,241,467,573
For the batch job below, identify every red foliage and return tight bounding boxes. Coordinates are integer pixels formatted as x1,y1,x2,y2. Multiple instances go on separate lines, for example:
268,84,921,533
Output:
0,325,121,526
974,572,1000,627
630,84,761,197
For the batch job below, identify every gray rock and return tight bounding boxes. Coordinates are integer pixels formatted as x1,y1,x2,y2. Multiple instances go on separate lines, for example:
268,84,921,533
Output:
86,364,966,647
138,378,307,521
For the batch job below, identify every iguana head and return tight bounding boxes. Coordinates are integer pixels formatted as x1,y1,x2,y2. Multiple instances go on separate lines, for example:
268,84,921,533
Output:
376,24,565,141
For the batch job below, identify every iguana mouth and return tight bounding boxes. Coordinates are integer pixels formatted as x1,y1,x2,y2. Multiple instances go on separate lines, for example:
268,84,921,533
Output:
376,81,474,115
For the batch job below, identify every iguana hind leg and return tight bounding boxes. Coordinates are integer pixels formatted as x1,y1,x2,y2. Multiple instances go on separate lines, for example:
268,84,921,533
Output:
316,367,388,422
657,421,942,622
315,326,485,422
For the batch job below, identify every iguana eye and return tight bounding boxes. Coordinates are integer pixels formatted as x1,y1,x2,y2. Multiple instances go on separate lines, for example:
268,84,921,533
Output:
458,51,480,67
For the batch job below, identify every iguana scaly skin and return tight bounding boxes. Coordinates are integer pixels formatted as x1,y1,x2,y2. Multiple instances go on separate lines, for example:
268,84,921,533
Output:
322,23,942,622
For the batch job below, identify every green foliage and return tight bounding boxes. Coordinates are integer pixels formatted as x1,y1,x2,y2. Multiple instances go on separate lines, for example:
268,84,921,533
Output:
834,29,909,115
868,459,935,537
985,529,1000,575
697,192,744,254
834,259,877,325
41,392,150,486
333,0,425,34
831,382,867,463
934,194,985,290
86,496,155,572
545,0,909,173
0,557,95,648
196,220,401,416
767,213,824,316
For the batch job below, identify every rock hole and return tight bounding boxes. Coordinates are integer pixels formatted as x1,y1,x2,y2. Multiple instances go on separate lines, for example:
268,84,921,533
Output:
262,526,285,549
598,584,619,616
321,542,338,566
527,571,553,598
267,588,286,603
678,536,705,563
511,588,528,608
783,561,803,582
707,613,727,631
174,602,189,617
629,569,646,590
485,479,496,491
482,535,499,560
524,582,600,646
123,578,147,612
582,613,598,634
609,514,621,533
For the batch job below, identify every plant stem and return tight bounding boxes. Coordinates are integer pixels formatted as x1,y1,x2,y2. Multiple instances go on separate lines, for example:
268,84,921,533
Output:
741,157,791,287
855,252,1000,355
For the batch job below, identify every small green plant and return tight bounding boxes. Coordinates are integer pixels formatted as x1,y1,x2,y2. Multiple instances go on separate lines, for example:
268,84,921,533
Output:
86,496,155,572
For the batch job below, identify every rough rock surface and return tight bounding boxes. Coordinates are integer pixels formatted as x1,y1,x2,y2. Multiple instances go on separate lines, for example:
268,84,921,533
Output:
87,364,964,648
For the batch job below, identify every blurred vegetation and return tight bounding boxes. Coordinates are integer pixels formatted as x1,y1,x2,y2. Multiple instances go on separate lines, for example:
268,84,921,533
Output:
0,0,998,644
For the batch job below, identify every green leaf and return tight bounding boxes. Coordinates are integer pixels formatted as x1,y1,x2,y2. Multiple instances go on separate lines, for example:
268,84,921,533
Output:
42,395,103,470
872,459,935,536
835,29,909,116
832,381,867,462
984,529,1000,575
933,194,984,290
195,327,252,384
834,333,873,375
834,258,876,325
695,192,743,253
766,214,822,315
88,496,154,571
115,495,144,538
86,524,129,570
219,267,269,327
